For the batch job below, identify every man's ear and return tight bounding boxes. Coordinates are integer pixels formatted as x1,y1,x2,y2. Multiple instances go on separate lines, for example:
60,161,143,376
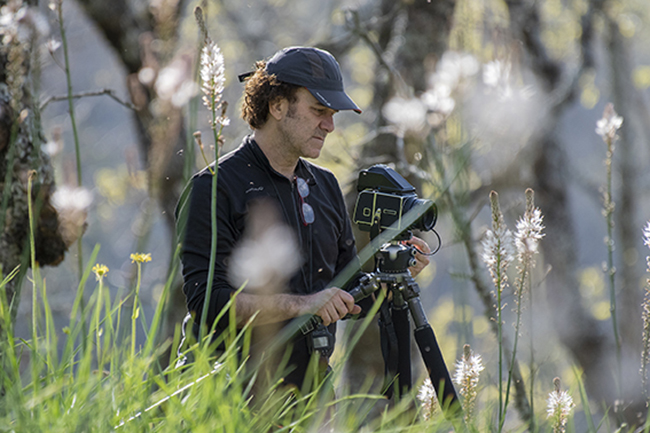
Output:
268,97,287,121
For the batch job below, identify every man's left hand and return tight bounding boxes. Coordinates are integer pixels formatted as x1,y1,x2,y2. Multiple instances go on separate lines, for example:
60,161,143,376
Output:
405,236,431,278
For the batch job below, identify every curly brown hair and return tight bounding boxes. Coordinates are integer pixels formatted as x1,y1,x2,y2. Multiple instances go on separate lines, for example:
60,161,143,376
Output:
241,61,300,129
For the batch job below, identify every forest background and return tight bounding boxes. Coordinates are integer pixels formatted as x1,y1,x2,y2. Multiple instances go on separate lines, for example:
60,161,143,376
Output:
2,0,650,431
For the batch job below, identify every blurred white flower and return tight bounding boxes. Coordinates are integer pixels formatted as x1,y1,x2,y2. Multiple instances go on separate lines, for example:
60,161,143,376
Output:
52,186,93,211
0,4,23,45
155,54,197,108
420,51,478,127
483,60,510,89
383,96,427,133
421,85,455,117
547,377,574,433
432,51,480,90
595,103,623,142
417,378,438,421
229,201,301,292
137,67,156,86
52,186,92,247
644,221,650,248
171,80,199,108
0,4,48,44
482,60,535,102
42,139,63,157
45,38,60,53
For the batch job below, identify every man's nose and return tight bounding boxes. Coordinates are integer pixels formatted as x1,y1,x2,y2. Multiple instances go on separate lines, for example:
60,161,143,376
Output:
320,114,335,133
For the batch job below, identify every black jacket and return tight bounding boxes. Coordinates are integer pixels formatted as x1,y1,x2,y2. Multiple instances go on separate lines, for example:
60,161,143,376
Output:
177,136,358,384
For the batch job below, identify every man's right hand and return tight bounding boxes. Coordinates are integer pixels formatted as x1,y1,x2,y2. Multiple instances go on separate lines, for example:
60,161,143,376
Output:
306,288,361,326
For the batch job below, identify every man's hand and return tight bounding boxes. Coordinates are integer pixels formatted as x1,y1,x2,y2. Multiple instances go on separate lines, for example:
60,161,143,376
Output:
306,287,361,326
405,236,431,278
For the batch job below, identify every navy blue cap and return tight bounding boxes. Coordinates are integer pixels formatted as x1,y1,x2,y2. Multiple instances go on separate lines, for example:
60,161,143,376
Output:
265,47,361,113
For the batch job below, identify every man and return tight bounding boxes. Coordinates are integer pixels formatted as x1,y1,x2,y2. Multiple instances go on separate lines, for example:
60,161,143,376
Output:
178,46,430,389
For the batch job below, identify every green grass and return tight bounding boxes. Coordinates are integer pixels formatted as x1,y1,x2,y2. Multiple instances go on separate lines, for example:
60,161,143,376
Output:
5,242,650,431
0,249,460,432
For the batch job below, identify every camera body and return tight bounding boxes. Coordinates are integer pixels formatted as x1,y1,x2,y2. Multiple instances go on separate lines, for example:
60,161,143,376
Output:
352,164,437,234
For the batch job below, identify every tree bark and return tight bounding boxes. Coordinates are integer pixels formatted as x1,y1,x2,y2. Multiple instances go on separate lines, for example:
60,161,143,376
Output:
0,1,69,335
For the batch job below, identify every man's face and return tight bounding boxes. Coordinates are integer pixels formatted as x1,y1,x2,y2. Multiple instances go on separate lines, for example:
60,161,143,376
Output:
277,87,338,160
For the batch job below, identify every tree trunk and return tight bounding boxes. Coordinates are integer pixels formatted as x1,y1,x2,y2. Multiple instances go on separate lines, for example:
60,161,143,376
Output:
75,0,190,352
0,1,69,338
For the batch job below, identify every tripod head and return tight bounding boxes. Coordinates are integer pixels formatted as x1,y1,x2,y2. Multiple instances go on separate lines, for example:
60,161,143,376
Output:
375,236,418,274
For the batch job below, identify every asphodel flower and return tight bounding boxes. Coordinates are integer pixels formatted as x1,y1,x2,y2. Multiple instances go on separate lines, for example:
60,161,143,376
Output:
595,103,623,142
453,344,484,425
417,377,438,421
546,377,574,433
515,188,545,270
200,38,229,128
482,191,515,289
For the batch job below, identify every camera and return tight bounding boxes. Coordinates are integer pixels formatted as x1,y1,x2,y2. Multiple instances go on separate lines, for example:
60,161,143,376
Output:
352,164,437,234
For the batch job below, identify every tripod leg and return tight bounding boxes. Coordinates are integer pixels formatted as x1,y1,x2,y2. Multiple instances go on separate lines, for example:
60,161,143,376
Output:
404,290,460,409
392,303,412,396
414,324,459,407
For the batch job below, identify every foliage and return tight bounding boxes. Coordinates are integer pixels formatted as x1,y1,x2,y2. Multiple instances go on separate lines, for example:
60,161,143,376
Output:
0,250,464,432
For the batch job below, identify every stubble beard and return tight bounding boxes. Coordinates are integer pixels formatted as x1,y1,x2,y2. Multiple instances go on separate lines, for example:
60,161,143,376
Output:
281,102,325,160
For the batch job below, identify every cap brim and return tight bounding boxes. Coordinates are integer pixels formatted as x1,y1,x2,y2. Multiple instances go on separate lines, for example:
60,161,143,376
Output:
306,88,362,114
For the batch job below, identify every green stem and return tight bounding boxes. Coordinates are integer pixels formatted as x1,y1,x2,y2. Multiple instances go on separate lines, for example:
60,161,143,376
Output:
27,173,41,397
529,281,536,432
94,277,104,367
496,256,504,433
199,96,224,342
605,140,622,398
57,1,82,188
57,0,88,347
502,266,528,432
131,263,142,358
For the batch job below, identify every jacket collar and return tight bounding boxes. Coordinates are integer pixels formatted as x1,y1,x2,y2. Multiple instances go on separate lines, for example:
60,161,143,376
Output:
245,135,317,185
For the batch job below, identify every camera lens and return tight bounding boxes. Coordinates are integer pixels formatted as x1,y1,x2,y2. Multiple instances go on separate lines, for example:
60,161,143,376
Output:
404,197,437,231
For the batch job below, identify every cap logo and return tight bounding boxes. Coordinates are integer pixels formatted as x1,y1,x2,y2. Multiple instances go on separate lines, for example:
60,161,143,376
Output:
315,92,331,107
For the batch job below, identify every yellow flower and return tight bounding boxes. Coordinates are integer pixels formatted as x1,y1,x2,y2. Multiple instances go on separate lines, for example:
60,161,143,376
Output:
130,253,152,264
92,264,109,280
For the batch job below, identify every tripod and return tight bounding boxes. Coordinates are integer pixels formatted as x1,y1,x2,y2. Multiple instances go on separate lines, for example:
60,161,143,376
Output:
347,235,459,408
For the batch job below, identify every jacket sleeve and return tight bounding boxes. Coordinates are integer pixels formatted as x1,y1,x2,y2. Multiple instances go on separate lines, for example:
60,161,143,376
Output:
177,171,239,332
